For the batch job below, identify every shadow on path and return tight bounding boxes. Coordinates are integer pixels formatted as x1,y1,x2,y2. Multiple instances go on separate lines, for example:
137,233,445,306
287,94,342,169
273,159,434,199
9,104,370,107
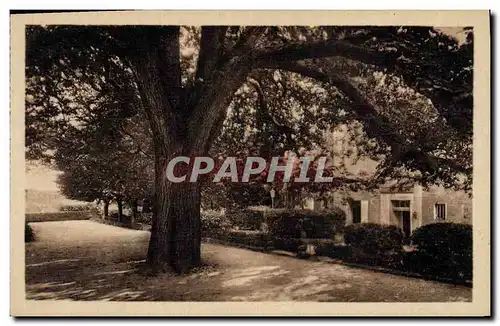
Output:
25,220,472,302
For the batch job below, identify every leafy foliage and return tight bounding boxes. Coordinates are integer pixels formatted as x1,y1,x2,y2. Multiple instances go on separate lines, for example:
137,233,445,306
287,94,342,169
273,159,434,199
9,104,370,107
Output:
59,204,97,212
272,237,302,252
224,230,268,249
343,223,405,269
227,208,266,231
25,211,95,223
409,222,472,280
26,26,473,199
200,210,231,238
344,223,404,254
25,224,35,242
313,240,350,259
267,208,346,239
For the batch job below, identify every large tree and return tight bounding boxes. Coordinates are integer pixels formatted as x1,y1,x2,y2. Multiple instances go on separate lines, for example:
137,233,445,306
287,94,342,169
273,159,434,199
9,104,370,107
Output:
26,25,472,273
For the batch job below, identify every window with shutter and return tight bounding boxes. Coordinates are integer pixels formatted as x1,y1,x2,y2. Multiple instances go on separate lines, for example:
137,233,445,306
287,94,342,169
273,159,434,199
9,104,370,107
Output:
434,203,446,220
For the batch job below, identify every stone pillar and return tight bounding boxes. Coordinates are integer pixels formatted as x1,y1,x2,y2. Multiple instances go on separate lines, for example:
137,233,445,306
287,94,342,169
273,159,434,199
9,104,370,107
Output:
380,194,391,224
413,184,423,229
345,201,353,225
361,200,369,223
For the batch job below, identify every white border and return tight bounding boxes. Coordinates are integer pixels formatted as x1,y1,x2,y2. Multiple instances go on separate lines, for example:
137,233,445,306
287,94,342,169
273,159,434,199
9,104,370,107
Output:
3,4,497,325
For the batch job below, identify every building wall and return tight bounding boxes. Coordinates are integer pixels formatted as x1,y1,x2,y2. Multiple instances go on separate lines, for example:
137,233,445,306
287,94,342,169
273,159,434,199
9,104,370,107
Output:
309,184,472,232
380,192,415,227
345,191,380,225
421,186,472,225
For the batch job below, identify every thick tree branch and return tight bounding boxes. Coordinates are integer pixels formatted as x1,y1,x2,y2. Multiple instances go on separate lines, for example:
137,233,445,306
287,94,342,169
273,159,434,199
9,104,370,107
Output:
254,39,398,71
119,125,151,157
185,28,271,154
231,27,268,54
121,27,182,154
269,62,471,176
247,77,295,141
186,58,252,154
195,26,229,82
185,27,270,154
204,110,227,154
252,35,472,137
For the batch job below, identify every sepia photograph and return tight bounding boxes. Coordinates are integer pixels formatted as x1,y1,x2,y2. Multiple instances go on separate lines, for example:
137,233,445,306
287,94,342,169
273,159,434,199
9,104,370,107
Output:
10,10,490,316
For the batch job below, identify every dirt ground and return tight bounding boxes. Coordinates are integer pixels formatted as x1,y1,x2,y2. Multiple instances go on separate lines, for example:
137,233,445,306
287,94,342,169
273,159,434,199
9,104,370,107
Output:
25,220,472,302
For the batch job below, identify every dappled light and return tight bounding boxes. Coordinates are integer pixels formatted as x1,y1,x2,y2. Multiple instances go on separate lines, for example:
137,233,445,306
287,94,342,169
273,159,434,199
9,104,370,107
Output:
25,220,471,302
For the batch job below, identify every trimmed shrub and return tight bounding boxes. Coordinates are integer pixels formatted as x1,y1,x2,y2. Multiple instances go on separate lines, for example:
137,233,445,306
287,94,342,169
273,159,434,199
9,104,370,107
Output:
225,230,267,248
201,210,230,238
310,239,349,260
228,207,266,230
109,212,120,220
25,211,95,223
344,223,405,268
348,247,405,269
135,212,153,225
329,207,348,234
276,238,350,258
267,208,346,239
273,237,302,252
344,223,404,254
59,204,96,212
25,223,34,242
266,209,297,237
409,222,472,280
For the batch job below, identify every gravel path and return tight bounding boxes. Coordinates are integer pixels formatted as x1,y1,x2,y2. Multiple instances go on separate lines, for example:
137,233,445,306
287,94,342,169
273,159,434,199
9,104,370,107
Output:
25,220,472,302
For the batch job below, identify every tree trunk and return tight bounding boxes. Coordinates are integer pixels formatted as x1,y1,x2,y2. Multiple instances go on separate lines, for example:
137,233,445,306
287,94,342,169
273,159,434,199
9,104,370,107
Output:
285,191,295,209
147,155,202,274
131,199,138,225
117,199,124,222
122,26,250,274
103,199,109,219
323,198,329,210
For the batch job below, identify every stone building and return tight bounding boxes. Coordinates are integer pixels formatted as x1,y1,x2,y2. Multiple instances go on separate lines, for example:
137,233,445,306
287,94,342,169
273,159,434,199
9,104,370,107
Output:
305,184,472,237
302,130,472,236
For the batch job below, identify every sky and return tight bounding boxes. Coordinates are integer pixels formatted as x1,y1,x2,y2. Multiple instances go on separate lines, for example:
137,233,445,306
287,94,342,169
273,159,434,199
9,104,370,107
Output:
438,27,468,44
26,161,61,191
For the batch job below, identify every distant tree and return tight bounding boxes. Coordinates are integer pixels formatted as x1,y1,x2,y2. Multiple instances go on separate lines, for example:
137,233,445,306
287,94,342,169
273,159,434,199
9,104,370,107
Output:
54,103,154,222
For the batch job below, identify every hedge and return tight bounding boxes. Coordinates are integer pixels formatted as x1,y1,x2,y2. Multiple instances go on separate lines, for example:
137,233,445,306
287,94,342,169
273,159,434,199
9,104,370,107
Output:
228,208,265,230
224,230,268,249
135,212,153,225
201,210,231,238
409,222,472,280
267,208,346,239
203,214,472,283
344,223,404,254
26,211,96,223
59,204,97,212
273,237,302,252
307,239,350,260
210,208,346,252
343,223,405,269
25,223,34,242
